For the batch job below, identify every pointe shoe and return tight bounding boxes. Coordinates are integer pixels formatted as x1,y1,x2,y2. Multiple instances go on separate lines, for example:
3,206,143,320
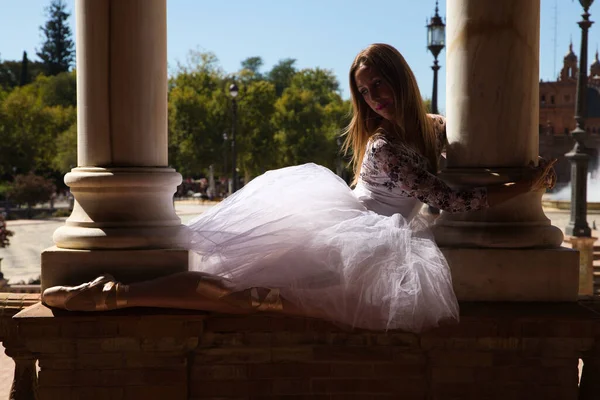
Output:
43,275,128,311
250,288,283,312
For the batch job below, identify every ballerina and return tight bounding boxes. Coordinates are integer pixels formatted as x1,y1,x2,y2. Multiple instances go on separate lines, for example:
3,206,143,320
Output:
43,43,556,332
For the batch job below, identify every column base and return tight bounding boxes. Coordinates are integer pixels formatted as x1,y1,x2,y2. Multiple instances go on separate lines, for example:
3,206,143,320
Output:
55,167,184,250
41,246,188,291
434,223,564,248
433,167,564,248
444,247,579,301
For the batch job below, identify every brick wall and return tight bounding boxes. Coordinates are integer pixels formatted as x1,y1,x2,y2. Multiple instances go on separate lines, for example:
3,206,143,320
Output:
13,301,600,400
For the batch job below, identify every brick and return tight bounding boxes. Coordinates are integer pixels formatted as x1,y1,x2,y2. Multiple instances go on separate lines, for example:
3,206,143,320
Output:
475,337,520,350
430,383,476,399
124,385,187,400
76,337,141,353
371,332,419,347
199,332,271,346
271,379,312,395
16,321,61,338
475,366,520,384
61,321,120,338
189,379,272,397
492,353,542,367
39,368,185,387
329,396,421,400
271,347,313,362
373,363,425,378
329,363,375,378
521,337,594,353
251,396,330,400
75,353,124,370
541,366,580,386
37,387,73,400
192,365,248,380
420,337,478,350
391,350,427,365
327,333,371,346
125,353,186,368
118,319,187,338
313,346,393,362
270,332,329,346
140,337,198,352
520,319,593,338
428,350,494,367
38,357,76,370
195,347,271,363
431,367,476,383
312,379,401,394
249,363,331,379
204,315,277,332
71,387,125,400
423,319,498,338
25,339,76,354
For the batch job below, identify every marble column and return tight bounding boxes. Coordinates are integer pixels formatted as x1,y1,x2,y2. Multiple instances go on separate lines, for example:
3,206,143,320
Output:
41,0,188,290
434,0,578,301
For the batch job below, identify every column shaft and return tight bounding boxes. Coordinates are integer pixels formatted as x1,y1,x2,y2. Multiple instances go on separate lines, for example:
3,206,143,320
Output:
43,0,187,289
434,0,563,249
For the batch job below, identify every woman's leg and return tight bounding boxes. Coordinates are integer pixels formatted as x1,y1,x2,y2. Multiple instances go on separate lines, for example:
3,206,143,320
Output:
43,271,318,318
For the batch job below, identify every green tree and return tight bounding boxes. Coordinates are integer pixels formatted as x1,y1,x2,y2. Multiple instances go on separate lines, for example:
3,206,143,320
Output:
268,58,296,97
8,173,56,217
236,80,278,178
36,70,77,107
423,98,432,113
37,0,75,76
240,57,264,79
0,214,13,248
0,57,45,90
168,51,228,178
273,68,347,169
19,51,30,86
52,122,77,173
0,77,76,176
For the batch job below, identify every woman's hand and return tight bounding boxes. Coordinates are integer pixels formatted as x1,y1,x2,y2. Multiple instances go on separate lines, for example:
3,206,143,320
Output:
528,157,557,191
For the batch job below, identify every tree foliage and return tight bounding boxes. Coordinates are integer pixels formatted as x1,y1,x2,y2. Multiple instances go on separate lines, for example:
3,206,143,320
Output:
37,0,75,76
167,51,350,182
0,214,13,248
8,173,56,209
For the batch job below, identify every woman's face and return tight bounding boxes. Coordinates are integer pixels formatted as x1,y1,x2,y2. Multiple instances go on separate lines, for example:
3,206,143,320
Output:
354,64,395,121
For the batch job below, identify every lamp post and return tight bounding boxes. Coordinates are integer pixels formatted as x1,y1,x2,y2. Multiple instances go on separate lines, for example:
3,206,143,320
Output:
427,0,445,115
565,0,594,237
229,83,239,194
426,1,445,215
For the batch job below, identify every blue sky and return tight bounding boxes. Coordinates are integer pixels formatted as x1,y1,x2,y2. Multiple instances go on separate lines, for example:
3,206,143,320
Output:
0,0,595,112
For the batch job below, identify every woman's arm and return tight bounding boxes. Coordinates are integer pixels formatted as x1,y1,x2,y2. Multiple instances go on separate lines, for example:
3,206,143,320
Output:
363,139,555,213
486,158,557,207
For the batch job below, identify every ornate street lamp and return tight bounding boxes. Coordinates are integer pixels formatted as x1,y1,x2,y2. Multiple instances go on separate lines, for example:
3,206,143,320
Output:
229,82,239,194
427,0,445,115
565,0,594,237
427,0,445,215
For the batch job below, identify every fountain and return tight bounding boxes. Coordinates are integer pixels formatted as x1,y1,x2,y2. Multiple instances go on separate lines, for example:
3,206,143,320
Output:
542,170,600,211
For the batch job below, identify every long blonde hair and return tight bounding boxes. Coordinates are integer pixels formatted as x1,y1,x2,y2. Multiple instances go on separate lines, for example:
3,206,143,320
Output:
343,43,438,185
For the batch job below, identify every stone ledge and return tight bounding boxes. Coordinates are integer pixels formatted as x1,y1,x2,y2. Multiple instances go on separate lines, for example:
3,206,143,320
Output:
443,247,580,301
12,300,600,400
13,300,600,337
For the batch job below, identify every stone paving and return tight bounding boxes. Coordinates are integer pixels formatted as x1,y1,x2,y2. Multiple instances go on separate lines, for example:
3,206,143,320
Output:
0,203,595,395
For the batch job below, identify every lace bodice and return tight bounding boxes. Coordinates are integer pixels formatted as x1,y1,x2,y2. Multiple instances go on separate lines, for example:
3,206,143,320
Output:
353,114,489,218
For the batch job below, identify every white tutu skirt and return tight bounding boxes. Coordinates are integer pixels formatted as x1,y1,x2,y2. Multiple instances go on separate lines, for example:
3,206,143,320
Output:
184,163,458,332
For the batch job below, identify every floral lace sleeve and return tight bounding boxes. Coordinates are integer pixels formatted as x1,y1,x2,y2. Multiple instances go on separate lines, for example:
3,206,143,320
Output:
362,138,489,213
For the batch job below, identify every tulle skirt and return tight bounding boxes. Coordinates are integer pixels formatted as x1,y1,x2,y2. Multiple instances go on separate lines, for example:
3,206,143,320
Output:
184,163,458,332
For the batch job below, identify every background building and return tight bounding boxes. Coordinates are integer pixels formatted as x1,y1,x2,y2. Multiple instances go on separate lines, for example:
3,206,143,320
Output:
540,43,600,186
